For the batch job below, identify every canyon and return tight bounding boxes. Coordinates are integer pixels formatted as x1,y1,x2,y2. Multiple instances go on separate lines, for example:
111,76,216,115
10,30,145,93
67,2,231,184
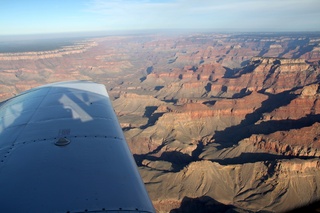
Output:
1,32,320,212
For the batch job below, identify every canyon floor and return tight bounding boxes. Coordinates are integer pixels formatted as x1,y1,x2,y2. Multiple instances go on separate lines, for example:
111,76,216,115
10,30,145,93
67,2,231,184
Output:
1,32,320,212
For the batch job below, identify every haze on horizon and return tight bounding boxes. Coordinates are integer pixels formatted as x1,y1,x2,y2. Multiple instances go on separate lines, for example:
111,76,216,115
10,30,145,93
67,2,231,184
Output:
1,0,320,36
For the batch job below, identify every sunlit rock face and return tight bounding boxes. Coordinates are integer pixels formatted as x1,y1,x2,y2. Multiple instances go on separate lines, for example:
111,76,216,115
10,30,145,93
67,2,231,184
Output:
1,32,320,212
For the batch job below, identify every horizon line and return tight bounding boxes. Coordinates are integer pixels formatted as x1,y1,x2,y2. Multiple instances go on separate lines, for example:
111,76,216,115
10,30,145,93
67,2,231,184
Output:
1,28,320,37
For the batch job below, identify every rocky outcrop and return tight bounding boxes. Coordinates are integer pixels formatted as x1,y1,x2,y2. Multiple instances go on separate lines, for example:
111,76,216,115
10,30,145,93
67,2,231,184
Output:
146,56,319,100
143,62,226,89
113,93,164,116
228,57,318,94
249,133,320,157
141,159,320,212
155,81,211,100
112,93,165,129
262,84,320,120
125,92,268,155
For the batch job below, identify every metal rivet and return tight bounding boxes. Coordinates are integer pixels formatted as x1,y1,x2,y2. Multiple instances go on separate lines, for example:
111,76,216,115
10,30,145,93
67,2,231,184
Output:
54,138,70,146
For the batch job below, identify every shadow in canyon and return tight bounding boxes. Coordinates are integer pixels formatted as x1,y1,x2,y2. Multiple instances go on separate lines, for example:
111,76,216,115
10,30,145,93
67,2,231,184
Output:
258,41,275,57
135,87,320,171
143,106,157,118
228,60,261,77
278,38,310,58
134,150,193,172
214,114,320,149
216,152,316,165
188,87,320,165
286,199,320,213
169,195,320,213
232,88,252,98
213,89,300,147
223,66,237,78
141,106,164,129
154,86,164,91
137,141,205,172
293,44,317,58
170,196,241,213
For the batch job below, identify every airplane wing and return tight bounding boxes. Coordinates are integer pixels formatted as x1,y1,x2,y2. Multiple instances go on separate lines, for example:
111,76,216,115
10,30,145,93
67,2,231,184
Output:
0,81,155,213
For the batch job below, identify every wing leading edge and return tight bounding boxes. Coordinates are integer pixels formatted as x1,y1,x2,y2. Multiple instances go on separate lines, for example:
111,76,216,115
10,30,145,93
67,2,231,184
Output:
0,81,155,213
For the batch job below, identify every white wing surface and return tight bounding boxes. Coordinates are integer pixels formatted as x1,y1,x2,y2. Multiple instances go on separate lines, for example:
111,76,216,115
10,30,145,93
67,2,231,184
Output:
0,81,155,213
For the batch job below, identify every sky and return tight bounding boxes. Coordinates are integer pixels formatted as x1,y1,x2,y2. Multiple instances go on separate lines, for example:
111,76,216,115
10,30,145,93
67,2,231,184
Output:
1,0,320,35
